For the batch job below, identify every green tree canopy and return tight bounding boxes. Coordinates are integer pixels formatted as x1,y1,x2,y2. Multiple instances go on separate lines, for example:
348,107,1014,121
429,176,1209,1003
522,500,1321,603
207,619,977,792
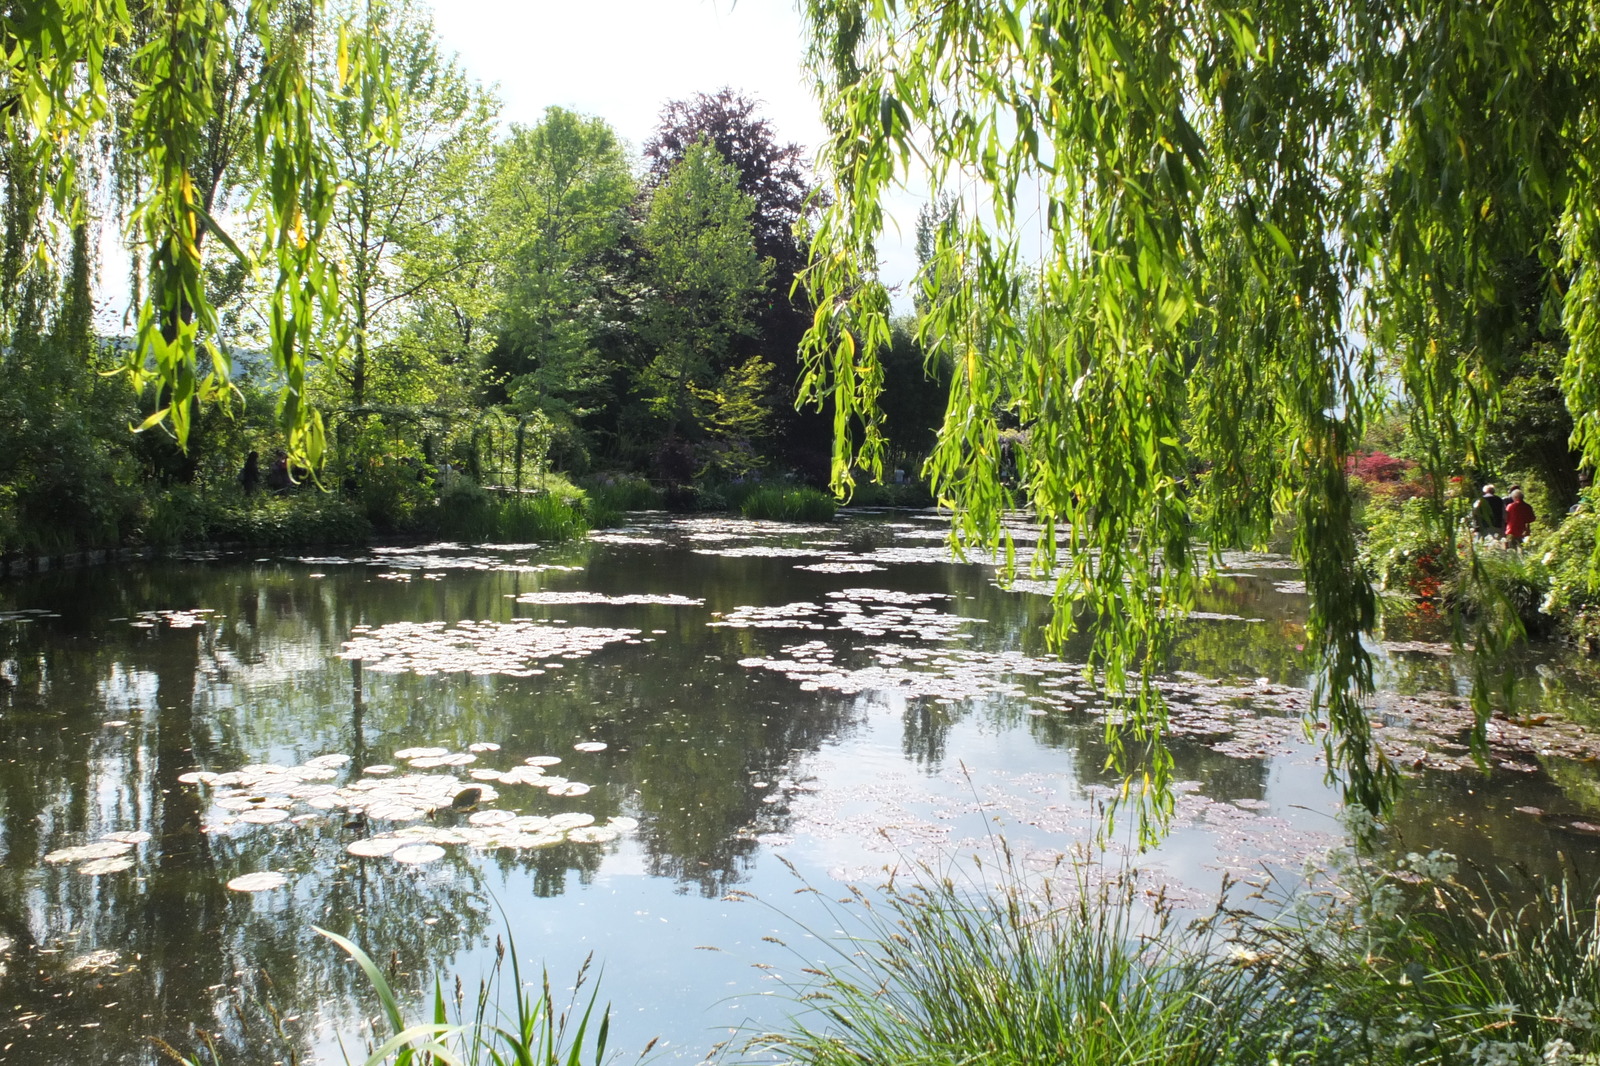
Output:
318,0,497,414
798,0,1600,811
636,140,771,444
486,106,637,446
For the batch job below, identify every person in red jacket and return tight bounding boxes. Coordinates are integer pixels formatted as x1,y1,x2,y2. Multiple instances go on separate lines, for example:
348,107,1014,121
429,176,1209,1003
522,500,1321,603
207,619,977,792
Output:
1504,488,1535,546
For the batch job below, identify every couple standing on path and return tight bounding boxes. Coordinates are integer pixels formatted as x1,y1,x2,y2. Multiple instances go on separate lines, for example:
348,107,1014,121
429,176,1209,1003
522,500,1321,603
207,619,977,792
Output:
1472,483,1536,545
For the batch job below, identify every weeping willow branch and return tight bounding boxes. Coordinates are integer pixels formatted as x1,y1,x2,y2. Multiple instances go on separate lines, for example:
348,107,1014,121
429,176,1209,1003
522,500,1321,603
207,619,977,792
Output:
798,0,1600,813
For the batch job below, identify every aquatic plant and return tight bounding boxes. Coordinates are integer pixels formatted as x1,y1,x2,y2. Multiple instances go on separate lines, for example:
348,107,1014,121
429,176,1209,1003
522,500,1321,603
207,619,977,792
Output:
581,477,663,527
739,486,837,522
171,929,620,1066
433,480,590,543
754,842,1600,1066
752,848,1260,1066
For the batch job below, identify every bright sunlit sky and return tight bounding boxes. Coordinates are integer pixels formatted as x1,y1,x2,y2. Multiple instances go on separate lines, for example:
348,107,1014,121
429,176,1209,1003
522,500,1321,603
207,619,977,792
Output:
425,0,921,304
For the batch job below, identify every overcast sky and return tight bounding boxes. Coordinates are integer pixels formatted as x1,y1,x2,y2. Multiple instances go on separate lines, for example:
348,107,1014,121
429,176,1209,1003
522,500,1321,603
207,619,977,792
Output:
426,0,920,304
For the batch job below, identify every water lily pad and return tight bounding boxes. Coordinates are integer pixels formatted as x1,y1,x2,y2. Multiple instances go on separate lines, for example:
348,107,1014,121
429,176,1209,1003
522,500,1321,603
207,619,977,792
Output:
363,764,397,775
100,830,152,844
346,837,405,857
607,817,639,832
548,782,590,797
79,856,135,875
227,871,288,892
525,755,562,766
44,841,134,864
177,771,219,785
467,809,516,826
393,746,448,760
366,802,425,821
548,812,595,830
467,742,500,753
392,843,446,865
304,753,352,769
572,741,607,753
566,826,619,844
238,808,291,824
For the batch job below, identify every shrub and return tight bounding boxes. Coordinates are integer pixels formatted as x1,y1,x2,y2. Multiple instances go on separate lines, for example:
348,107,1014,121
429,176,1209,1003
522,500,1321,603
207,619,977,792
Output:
847,478,935,508
1448,538,1553,636
431,479,588,543
1358,494,1454,603
208,497,371,547
339,421,436,533
1538,495,1600,651
581,476,663,528
739,485,838,522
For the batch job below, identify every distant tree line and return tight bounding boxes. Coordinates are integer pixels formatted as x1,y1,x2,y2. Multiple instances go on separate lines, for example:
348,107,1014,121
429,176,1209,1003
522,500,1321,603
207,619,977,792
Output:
0,0,948,552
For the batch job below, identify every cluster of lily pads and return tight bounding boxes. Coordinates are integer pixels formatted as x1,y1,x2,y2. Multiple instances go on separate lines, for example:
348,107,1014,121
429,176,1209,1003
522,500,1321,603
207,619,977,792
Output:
128,607,214,629
0,608,60,623
711,588,980,643
339,619,642,676
295,543,584,575
166,742,634,891
512,591,703,607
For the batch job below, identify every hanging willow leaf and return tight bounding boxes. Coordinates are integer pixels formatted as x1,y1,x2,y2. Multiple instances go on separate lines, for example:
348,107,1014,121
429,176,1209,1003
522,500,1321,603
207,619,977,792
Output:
3,0,354,468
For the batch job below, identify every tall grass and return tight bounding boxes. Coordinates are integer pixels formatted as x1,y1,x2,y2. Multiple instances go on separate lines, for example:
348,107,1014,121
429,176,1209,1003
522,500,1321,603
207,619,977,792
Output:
738,485,837,522
582,477,663,528
754,848,1260,1066
755,843,1600,1066
322,929,618,1066
434,481,589,543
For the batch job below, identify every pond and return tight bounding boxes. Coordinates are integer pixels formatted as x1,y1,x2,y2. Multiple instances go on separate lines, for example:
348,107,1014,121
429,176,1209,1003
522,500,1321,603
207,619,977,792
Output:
4,509,1600,1064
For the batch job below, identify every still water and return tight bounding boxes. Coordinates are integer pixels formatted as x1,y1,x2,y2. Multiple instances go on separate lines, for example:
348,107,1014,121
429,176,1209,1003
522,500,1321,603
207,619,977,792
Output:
3,510,1600,1064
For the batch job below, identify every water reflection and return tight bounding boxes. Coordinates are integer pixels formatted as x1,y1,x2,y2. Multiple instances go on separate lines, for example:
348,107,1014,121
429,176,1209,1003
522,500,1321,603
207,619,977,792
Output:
1,515,1600,1063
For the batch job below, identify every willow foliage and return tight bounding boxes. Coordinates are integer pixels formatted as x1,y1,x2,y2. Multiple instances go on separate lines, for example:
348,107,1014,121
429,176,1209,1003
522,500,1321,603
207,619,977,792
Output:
2,0,349,465
798,0,1600,813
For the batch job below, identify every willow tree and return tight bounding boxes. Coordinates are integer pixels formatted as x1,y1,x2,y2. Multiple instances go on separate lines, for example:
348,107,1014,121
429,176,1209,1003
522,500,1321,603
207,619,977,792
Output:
2,0,350,464
798,0,1600,811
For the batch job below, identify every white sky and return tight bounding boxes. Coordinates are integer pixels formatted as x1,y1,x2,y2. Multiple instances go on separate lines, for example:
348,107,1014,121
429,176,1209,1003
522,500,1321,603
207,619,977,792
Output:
426,0,920,305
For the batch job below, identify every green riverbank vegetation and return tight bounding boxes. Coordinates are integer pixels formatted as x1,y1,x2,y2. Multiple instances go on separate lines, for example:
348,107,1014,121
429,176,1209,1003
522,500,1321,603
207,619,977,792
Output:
1,3,951,560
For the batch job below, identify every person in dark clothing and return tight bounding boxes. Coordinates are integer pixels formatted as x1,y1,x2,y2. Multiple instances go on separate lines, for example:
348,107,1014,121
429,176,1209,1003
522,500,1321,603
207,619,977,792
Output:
265,450,292,494
239,450,260,496
1472,483,1505,537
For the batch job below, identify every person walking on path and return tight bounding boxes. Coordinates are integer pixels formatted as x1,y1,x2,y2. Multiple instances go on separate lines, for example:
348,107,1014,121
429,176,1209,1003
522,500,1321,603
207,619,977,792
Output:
1473,483,1506,537
1504,488,1535,546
